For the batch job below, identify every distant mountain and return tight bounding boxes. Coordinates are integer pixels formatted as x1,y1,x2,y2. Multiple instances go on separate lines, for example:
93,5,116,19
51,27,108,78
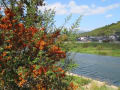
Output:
79,21,120,36
77,30,87,33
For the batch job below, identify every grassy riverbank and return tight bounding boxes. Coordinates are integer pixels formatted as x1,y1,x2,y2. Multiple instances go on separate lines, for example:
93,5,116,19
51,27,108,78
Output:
66,73,118,90
68,42,120,57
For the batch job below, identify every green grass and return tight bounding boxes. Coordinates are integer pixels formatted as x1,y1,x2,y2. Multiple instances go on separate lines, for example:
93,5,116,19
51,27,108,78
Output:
68,75,91,86
65,75,91,89
90,83,116,90
66,42,120,57
66,75,118,90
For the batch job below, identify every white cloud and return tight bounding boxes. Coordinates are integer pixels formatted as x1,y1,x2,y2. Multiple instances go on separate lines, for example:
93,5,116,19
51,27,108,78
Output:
38,2,67,15
69,1,120,16
47,3,67,15
38,1,120,16
105,14,113,18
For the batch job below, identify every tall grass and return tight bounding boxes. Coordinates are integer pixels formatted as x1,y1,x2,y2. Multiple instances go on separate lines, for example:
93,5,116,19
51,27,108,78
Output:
68,42,120,57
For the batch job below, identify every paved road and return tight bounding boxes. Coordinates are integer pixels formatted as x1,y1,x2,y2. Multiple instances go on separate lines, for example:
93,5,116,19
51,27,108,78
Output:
69,53,120,86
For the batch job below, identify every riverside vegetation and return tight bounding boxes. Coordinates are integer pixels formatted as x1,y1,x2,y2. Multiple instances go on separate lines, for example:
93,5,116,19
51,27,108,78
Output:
76,19,120,57
66,73,119,90
67,42,120,57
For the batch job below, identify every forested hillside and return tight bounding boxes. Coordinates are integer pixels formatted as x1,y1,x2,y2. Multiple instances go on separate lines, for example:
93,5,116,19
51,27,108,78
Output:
80,21,120,36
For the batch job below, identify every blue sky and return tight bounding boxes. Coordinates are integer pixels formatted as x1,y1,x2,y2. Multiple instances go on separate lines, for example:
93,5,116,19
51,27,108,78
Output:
42,0,120,31
0,0,120,31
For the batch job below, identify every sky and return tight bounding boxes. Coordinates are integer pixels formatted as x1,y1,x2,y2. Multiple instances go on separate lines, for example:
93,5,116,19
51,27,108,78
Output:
0,0,120,32
41,0,120,32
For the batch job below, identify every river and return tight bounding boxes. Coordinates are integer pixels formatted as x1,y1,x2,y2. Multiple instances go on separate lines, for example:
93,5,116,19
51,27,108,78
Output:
68,53,120,86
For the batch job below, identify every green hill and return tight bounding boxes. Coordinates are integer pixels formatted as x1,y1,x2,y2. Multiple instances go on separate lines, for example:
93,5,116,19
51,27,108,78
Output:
80,21,120,36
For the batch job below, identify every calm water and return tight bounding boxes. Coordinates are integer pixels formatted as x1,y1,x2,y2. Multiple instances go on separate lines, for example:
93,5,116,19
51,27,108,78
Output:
68,53,120,86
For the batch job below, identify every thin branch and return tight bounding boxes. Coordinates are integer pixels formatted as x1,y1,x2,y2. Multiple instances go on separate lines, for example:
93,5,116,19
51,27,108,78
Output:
2,0,8,8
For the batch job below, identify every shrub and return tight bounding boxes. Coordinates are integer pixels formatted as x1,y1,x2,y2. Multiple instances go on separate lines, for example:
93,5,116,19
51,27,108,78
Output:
0,0,80,89
82,43,89,48
96,45,103,50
